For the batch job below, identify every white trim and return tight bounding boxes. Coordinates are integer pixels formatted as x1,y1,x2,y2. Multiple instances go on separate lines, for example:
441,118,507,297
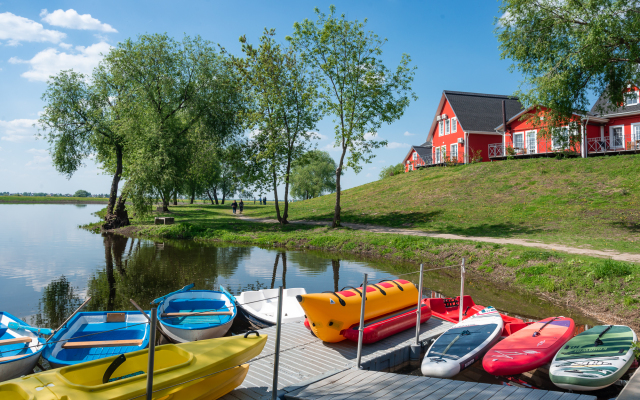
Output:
625,90,639,106
412,152,417,160
438,121,443,136
445,119,450,135
552,126,571,150
525,130,537,154
609,125,625,149
441,145,447,161
631,123,640,143
451,117,457,133
450,143,458,161
513,132,524,151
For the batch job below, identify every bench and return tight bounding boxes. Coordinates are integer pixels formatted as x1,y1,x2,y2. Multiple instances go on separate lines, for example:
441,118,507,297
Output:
0,354,28,362
0,337,31,347
154,217,175,225
62,339,144,349
161,311,233,318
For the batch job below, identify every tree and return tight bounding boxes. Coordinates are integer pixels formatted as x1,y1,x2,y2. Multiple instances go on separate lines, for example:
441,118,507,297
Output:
39,70,130,229
378,163,404,179
289,6,416,227
227,29,322,224
290,150,336,199
74,190,91,197
108,34,244,214
497,0,640,135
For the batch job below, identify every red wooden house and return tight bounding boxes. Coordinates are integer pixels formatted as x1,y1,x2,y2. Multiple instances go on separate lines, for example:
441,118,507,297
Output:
403,142,432,172
426,91,523,164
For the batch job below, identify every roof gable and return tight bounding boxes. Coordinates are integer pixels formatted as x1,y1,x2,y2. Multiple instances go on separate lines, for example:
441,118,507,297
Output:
590,87,640,116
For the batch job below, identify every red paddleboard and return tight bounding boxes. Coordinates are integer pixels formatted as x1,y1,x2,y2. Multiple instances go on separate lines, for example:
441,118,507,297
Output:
425,295,532,337
483,316,575,376
341,300,432,344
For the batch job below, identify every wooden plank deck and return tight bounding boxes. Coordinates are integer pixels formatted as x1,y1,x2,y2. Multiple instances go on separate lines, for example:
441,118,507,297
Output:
284,370,598,400
220,317,453,400
616,368,640,400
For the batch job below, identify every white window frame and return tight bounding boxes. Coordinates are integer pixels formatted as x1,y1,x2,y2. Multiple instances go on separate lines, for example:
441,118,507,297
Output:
441,146,447,161
450,143,458,161
451,117,457,133
513,132,524,151
552,126,571,150
435,147,441,163
412,152,417,160
525,130,537,154
445,119,450,135
625,90,639,106
439,121,443,136
631,123,640,144
610,125,625,149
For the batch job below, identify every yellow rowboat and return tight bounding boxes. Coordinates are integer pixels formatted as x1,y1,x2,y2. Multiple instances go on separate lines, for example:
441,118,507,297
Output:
0,332,267,400
297,279,417,342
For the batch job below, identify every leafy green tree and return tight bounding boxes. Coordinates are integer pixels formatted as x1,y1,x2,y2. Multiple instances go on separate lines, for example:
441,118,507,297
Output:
289,6,417,227
378,163,404,179
74,190,91,197
39,70,130,229
31,275,82,329
290,150,336,199
108,34,244,214
497,0,640,136
227,29,322,224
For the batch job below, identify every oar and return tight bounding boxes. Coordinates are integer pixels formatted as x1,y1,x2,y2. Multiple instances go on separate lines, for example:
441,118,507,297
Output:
47,296,91,342
129,299,173,343
151,283,194,305
5,322,53,336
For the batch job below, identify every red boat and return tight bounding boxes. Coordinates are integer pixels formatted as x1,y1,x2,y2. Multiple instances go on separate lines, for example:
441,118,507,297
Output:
341,300,432,344
483,316,575,375
425,295,531,337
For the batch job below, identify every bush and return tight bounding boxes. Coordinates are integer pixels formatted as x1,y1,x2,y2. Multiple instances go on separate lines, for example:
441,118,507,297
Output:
379,163,405,179
74,190,91,197
593,259,632,280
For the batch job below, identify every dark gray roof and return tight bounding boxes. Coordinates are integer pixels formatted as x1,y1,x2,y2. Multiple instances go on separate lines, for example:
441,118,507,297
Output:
444,91,524,132
590,90,640,116
413,142,432,164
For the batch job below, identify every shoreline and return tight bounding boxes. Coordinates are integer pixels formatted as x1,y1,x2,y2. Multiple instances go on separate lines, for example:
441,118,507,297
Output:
85,205,640,332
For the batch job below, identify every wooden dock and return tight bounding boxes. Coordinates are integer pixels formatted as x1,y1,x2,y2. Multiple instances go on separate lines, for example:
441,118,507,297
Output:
220,317,453,399
284,370,597,400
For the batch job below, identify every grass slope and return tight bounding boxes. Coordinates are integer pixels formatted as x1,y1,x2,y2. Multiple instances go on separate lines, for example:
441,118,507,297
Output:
95,204,640,330
245,155,640,253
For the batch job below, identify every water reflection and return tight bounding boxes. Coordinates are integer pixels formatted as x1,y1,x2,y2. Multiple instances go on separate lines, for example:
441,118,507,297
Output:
30,276,82,329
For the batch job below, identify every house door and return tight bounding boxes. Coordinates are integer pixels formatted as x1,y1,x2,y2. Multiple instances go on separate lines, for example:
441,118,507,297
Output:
526,131,537,154
611,126,624,149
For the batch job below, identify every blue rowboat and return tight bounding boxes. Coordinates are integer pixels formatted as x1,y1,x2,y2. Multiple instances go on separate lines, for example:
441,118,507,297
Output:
156,286,237,343
43,311,150,369
0,312,45,381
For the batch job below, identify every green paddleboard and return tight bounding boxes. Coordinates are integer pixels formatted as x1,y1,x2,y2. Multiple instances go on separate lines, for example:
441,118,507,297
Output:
549,325,637,391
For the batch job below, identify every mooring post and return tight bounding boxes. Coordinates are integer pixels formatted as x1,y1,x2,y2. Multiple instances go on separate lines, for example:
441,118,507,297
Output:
459,258,466,323
271,286,284,400
146,307,157,400
410,264,425,362
356,273,368,370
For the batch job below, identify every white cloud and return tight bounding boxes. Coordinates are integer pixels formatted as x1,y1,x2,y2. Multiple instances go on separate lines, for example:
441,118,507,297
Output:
0,12,66,45
323,143,341,152
27,148,48,155
40,9,117,33
59,42,72,49
386,142,410,149
311,131,328,140
364,132,376,141
403,131,416,136
0,119,38,142
25,154,51,168
9,42,111,82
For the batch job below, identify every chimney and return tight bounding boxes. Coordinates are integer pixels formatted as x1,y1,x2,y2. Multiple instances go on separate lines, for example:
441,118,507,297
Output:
502,100,507,133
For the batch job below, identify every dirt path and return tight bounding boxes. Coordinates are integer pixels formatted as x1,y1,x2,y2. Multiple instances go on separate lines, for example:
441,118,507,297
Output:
237,215,640,263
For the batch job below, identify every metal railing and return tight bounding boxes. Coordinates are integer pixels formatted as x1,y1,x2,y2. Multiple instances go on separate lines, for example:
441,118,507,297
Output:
587,136,640,153
489,142,582,158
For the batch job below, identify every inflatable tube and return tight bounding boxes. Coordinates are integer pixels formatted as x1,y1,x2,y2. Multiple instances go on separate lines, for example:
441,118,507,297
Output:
296,279,417,342
342,300,432,344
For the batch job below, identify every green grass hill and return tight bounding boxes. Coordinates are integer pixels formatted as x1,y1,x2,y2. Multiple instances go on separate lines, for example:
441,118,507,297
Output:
246,155,640,253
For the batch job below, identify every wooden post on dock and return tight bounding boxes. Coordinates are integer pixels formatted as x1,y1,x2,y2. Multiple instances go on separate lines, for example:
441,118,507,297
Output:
146,307,157,400
459,258,466,322
356,273,368,370
410,264,424,362
271,286,284,400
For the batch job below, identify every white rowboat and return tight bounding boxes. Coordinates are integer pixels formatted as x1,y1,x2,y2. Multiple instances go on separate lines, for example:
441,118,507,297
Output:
236,288,306,329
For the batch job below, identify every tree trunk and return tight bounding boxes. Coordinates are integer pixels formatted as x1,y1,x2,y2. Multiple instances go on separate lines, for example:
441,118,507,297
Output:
173,191,177,206
104,234,116,311
332,145,347,228
272,163,282,223
221,193,226,205
206,190,214,205
281,151,292,224
103,145,130,230
190,190,195,204
161,190,170,212
213,189,219,205
270,253,280,289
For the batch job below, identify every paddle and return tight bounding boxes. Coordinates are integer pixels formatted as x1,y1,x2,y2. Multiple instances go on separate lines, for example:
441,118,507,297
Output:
150,283,194,305
219,285,237,304
5,322,53,336
47,296,91,342
129,299,173,343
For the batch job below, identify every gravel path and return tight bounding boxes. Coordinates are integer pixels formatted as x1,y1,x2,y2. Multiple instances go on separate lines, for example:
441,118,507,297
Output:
237,215,640,263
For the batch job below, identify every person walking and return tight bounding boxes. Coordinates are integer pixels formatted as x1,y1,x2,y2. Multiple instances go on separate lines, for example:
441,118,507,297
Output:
231,200,237,214
263,196,267,205
239,199,244,214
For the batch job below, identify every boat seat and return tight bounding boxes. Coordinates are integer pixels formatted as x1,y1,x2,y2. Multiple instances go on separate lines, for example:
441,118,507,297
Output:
0,354,27,362
240,291,265,310
62,339,144,349
161,311,233,317
0,337,31,347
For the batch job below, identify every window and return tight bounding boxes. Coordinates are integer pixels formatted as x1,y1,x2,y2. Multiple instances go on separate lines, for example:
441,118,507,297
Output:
552,127,573,150
439,121,443,136
450,144,458,161
513,132,524,150
435,147,441,163
451,117,457,133
441,146,446,161
632,124,640,143
625,90,639,106
526,130,537,154
611,126,624,148
413,152,417,160
445,119,450,135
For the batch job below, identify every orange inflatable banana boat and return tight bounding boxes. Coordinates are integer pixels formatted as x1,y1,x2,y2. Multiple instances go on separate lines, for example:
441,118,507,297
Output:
295,279,418,342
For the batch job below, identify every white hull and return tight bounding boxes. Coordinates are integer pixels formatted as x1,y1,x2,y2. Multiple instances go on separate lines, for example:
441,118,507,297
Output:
0,313,44,381
160,319,233,343
0,351,40,381
236,288,306,325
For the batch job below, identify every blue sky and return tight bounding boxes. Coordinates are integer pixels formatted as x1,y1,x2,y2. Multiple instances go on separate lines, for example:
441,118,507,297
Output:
0,0,522,196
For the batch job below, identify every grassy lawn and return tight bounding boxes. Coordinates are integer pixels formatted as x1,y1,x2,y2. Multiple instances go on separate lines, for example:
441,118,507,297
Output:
0,196,109,203
242,155,640,254
94,204,640,330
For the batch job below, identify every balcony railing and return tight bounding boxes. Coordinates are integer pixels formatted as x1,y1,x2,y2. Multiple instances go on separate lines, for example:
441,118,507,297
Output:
489,142,582,158
587,136,640,153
